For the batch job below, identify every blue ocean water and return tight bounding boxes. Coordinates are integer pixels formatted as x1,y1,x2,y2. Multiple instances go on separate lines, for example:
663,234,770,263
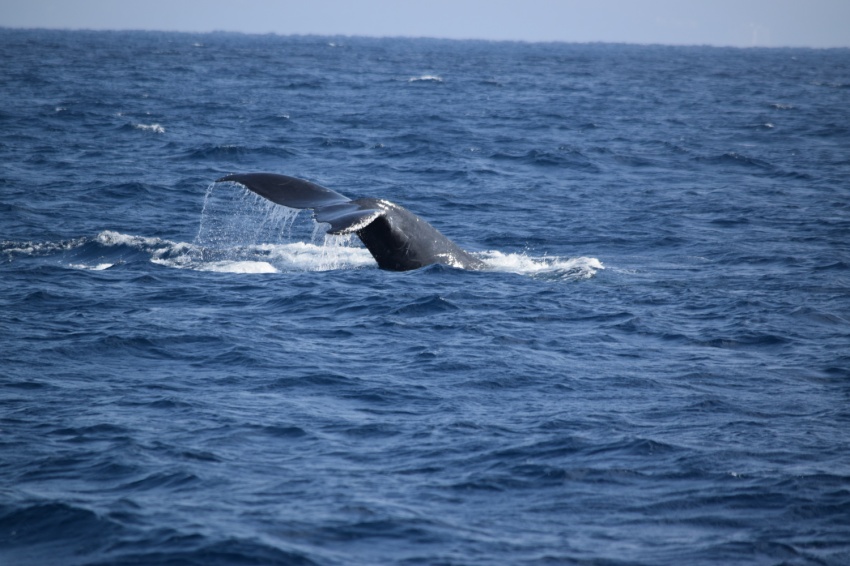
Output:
1,28,849,565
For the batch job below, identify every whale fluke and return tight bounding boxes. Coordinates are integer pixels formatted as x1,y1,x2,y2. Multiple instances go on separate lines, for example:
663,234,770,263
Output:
216,173,485,272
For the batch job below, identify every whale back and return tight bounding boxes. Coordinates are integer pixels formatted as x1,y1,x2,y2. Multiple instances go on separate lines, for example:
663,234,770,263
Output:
353,198,484,271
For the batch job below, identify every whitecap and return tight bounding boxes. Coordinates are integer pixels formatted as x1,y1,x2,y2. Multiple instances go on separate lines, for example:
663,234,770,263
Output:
134,123,165,134
408,75,443,83
69,263,114,271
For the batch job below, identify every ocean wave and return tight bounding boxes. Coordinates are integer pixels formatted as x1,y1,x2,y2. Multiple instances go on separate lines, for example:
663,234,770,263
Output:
4,31,850,566
0,500,319,566
695,152,773,169
180,143,297,160
490,147,599,171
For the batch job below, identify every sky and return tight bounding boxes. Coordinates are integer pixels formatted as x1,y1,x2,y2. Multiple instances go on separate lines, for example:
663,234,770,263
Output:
1,0,849,48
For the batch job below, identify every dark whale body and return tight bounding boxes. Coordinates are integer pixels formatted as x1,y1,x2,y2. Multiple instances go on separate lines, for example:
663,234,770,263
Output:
216,173,485,271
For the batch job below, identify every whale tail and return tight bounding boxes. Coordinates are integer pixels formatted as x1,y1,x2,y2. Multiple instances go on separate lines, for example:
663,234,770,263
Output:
216,173,485,271
216,173,381,235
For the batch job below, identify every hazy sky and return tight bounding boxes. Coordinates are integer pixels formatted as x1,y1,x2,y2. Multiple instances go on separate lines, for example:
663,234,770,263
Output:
2,0,848,48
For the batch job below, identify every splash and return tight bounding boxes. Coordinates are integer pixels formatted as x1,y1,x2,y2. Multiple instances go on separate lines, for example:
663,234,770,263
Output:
185,183,374,272
3,182,603,280
195,183,304,249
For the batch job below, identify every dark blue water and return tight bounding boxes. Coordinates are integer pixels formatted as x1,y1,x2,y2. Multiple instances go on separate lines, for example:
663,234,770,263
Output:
2,29,850,565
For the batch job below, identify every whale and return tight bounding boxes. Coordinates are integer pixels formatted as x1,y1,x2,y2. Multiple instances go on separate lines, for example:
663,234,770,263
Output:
216,173,486,272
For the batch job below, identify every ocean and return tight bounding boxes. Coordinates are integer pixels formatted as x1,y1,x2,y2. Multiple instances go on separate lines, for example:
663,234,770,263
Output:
1,29,849,565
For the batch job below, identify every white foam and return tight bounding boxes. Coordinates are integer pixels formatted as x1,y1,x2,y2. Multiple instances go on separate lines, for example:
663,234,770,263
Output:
96,230,165,248
197,260,277,274
480,250,604,280
8,228,602,281
95,230,194,257
2,237,85,256
134,123,165,134
148,238,374,274
257,239,375,271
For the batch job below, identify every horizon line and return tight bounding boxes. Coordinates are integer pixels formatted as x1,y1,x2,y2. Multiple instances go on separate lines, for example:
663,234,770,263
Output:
2,25,848,50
